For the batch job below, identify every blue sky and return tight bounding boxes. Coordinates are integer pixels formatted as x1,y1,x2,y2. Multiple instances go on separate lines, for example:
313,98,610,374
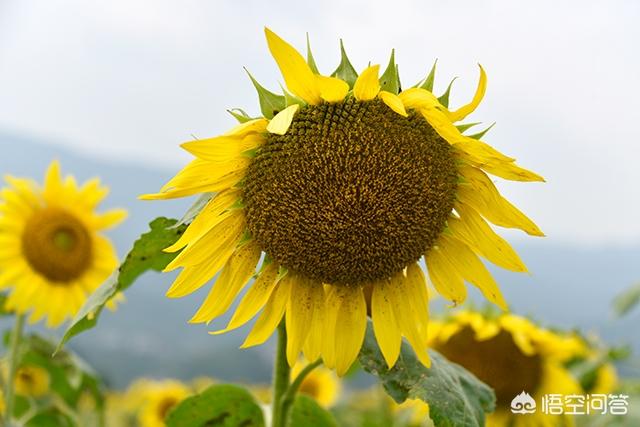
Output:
0,0,639,246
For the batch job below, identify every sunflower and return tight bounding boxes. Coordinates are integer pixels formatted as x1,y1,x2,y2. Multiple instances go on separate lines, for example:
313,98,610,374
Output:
137,380,190,427
143,29,543,375
0,161,126,327
428,311,584,427
13,365,50,398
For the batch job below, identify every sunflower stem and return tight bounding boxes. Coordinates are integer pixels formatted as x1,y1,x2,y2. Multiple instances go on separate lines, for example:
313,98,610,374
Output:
271,322,290,427
4,313,25,426
278,358,322,423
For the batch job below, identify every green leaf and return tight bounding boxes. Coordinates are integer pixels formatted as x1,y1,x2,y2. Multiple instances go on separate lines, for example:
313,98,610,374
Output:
306,33,320,74
166,384,264,427
245,68,286,119
467,123,496,140
358,323,495,427
613,282,640,317
438,78,457,108
288,395,337,427
331,40,358,89
56,217,186,353
418,59,438,91
227,108,254,123
379,49,400,94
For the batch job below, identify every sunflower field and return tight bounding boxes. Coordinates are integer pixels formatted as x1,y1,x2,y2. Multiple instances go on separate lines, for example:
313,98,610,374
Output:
1,2,639,426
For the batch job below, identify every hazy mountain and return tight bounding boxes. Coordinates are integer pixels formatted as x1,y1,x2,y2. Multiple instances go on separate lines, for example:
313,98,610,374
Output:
1,132,638,388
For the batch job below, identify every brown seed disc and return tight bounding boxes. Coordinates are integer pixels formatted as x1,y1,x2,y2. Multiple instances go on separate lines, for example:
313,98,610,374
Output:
243,97,458,285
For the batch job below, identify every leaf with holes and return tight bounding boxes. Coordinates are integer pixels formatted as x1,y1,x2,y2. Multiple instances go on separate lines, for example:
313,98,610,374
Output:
359,322,495,427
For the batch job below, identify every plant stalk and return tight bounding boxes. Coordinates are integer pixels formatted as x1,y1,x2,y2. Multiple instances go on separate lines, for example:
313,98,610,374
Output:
271,322,290,427
4,313,25,426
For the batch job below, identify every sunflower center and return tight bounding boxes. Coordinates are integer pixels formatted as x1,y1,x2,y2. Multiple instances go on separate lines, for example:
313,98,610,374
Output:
243,98,458,285
433,326,543,408
21,207,92,283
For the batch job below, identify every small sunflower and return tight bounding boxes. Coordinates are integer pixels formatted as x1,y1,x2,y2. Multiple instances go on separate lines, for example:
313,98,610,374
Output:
137,380,190,427
13,365,50,398
0,160,126,327
143,29,543,375
292,359,341,408
428,311,583,427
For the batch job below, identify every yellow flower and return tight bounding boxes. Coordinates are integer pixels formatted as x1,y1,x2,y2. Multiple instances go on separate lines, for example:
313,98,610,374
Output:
143,29,543,375
394,399,432,426
0,160,126,327
291,360,341,407
14,364,50,397
429,311,583,427
136,380,190,427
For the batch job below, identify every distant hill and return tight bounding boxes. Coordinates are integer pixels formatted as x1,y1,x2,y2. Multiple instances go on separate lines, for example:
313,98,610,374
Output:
1,132,639,388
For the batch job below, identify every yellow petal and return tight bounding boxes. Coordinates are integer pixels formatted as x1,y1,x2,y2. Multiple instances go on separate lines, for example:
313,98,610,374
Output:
387,272,430,367
425,247,467,305
267,104,300,135
458,165,544,236
43,160,63,203
140,158,249,200
301,283,326,362
398,87,441,110
353,65,381,101
378,91,407,117
450,203,528,273
92,208,127,230
225,262,279,331
371,279,402,368
224,118,269,137
448,65,487,122
189,241,262,323
438,235,507,310
164,188,241,253
473,158,545,182
321,286,340,370
316,75,349,103
181,134,264,163
241,275,293,348
333,286,367,376
164,210,245,271
286,275,315,366
404,263,430,342
264,28,321,105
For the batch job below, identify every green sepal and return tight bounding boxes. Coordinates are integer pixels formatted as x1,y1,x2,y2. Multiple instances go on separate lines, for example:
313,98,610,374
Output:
331,40,358,89
306,33,320,74
379,49,400,94
245,68,286,119
456,122,481,133
467,122,496,140
438,77,457,108
227,108,254,123
417,59,438,91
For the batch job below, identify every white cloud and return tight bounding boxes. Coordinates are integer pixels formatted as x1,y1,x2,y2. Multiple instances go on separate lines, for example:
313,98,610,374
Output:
0,0,638,244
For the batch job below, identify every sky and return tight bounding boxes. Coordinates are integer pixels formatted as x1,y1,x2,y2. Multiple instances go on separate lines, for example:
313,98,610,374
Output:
0,0,639,246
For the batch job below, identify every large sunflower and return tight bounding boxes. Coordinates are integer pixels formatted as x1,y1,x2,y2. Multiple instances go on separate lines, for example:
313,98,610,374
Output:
0,161,126,327
143,29,544,375
428,311,584,427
